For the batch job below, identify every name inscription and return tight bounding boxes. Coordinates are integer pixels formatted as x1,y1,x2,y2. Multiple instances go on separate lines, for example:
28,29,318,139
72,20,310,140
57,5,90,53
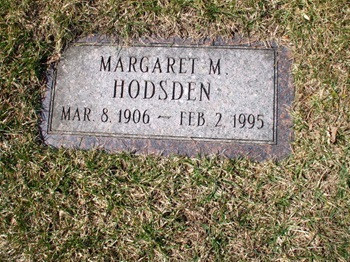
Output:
49,44,277,144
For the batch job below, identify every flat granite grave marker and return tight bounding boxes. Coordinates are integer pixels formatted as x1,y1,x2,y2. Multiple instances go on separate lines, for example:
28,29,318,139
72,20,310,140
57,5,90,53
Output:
41,36,293,160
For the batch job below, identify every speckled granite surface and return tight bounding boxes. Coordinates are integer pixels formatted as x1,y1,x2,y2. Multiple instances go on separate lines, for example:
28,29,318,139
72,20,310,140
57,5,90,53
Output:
41,35,294,161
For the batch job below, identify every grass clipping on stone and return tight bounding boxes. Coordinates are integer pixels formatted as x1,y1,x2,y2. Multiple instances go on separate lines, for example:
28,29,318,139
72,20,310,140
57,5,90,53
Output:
1,0,349,261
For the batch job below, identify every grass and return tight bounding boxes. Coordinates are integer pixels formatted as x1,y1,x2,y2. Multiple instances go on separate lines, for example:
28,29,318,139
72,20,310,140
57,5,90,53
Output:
1,0,349,261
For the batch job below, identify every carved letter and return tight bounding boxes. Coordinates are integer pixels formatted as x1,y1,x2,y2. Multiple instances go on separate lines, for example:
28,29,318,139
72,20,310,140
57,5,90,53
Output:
180,111,186,125
113,80,125,98
209,58,220,75
199,82,210,101
166,57,175,73
83,108,91,121
189,58,198,74
159,80,168,100
179,58,187,74
140,57,149,73
144,80,155,99
152,58,162,73
171,81,184,100
72,108,80,121
197,112,205,126
114,57,124,72
128,80,140,98
187,82,196,101
128,57,137,72
61,106,70,120
100,56,111,71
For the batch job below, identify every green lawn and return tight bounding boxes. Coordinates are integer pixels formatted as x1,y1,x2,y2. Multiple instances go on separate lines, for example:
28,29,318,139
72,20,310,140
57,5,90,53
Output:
1,0,349,261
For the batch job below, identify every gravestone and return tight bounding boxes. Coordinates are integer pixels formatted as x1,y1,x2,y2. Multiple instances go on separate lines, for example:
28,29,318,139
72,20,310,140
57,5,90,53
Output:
41,36,293,160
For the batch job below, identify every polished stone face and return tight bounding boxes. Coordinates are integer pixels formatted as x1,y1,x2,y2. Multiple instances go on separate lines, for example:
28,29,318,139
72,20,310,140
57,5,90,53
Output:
49,44,276,144
41,37,293,160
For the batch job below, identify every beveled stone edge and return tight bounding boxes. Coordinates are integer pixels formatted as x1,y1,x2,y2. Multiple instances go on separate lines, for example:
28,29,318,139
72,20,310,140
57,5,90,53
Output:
40,35,294,161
